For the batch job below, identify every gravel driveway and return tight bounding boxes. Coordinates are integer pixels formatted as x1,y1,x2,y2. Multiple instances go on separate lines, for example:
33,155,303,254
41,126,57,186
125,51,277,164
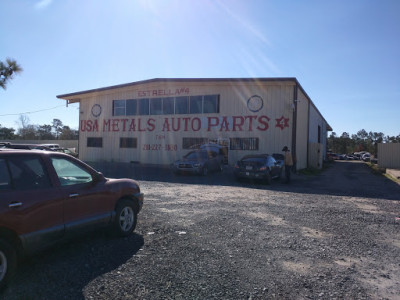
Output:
2,161,400,299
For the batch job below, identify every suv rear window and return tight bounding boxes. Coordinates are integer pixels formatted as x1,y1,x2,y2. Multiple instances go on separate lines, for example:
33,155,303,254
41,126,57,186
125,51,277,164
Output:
0,159,11,190
1,156,52,190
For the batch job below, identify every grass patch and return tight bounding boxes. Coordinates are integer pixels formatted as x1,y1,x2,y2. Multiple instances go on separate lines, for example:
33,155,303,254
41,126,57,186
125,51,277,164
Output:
367,162,400,184
299,168,321,176
385,173,400,184
299,161,332,176
367,162,386,175
299,166,327,176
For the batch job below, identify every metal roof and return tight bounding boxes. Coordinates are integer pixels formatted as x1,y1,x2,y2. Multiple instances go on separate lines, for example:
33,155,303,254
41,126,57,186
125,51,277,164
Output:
56,77,332,131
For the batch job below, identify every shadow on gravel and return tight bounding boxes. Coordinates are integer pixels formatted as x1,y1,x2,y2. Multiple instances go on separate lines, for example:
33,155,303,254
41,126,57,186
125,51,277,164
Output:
89,161,400,202
1,231,144,299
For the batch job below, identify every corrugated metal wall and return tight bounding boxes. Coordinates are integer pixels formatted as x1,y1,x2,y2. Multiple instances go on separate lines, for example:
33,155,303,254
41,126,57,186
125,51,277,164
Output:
77,80,297,165
308,143,323,169
378,143,400,169
295,88,309,170
63,79,329,168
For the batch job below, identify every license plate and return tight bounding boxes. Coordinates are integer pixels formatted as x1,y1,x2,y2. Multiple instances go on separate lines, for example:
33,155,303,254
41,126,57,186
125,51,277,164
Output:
246,166,253,170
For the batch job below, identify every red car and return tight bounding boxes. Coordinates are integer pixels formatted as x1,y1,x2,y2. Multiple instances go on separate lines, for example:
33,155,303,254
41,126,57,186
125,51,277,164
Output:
0,149,144,289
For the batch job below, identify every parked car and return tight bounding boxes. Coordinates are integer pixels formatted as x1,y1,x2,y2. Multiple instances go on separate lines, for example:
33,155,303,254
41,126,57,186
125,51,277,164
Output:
272,153,285,168
362,153,371,162
327,153,339,161
199,143,228,165
1,143,38,150
233,154,282,184
0,142,11,148
39,143,60,150
31,145,55,151
55,147,79,158
172,150,223,175
0,149,144,289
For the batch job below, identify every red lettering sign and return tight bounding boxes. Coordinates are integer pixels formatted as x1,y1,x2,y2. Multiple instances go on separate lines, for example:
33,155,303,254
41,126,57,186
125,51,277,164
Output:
80,115,287,133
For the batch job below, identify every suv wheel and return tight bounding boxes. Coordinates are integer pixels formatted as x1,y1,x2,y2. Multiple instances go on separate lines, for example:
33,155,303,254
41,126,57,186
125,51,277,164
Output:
113,200,137,237
0,239,17,290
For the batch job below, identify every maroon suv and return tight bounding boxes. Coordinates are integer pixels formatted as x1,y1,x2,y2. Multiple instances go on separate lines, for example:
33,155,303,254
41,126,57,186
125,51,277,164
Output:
0,149,144,289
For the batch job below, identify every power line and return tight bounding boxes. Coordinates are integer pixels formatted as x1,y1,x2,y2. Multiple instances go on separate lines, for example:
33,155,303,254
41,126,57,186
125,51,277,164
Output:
0,104,77,117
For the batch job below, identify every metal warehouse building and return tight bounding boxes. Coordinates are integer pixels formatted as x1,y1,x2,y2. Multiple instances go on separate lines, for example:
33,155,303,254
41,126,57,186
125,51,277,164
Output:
57,78,331,169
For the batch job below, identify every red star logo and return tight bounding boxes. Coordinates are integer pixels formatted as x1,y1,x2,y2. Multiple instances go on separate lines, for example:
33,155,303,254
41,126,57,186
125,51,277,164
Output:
275,116,290,130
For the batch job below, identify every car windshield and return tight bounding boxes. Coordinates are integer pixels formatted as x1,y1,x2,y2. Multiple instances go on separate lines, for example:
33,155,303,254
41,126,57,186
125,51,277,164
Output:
273,154,284,160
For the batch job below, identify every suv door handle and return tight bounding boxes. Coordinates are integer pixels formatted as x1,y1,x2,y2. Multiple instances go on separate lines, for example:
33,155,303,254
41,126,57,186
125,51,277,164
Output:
69,193,79,198
9,202,22,208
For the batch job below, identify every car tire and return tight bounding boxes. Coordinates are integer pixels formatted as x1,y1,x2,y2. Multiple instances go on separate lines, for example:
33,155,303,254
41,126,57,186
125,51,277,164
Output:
113,199,137,237
265,172,272,185
277,168,282,180
0,239,17,290
201,165,208,176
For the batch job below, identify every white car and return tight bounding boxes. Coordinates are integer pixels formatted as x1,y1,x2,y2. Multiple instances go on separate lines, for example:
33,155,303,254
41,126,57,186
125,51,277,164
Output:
39,144,60,150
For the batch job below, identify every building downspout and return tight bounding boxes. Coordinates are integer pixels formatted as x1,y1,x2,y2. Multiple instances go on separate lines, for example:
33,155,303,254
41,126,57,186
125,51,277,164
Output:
306,92,310,168
292,84,298,165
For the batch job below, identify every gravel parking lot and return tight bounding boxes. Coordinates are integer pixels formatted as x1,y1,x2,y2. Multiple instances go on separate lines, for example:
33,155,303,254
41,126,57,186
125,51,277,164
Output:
2,161,400,299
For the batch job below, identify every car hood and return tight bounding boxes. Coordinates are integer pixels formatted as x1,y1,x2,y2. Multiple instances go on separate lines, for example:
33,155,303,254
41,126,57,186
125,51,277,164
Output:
176,157,206,164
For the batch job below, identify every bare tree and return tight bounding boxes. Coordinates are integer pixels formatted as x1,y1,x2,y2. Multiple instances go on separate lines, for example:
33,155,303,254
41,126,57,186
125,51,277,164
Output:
15,114,30,129
52,119,63,139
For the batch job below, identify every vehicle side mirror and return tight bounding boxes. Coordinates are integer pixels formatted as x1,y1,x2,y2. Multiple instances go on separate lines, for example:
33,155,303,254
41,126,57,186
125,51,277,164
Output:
93,172,105,183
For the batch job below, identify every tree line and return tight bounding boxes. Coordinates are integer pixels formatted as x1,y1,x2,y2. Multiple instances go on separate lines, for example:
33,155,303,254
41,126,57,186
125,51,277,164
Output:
0,116,78,140
327,129,400,155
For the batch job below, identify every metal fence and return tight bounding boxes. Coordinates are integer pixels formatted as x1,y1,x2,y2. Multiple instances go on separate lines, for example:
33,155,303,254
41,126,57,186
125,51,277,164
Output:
378,143,400,169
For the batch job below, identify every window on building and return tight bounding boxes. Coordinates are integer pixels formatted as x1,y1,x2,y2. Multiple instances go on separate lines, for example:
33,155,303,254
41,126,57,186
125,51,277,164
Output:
138,99,150,115
182,137,209,149
150,98,163,115
113,100,126,116
112,94,219,116
87,137,103,148
120,137,137,148
318,125,321,143
190,96,203,114
126,99,137,115
203,95,219,113
163,97,175,114
229,138,259,150
175,96,189,114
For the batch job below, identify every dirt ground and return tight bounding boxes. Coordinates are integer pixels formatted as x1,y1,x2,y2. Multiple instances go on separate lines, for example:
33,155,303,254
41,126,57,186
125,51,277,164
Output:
2,161,400,299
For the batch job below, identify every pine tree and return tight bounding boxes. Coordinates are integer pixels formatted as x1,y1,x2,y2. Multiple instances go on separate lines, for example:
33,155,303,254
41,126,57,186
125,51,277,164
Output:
0,58,23,90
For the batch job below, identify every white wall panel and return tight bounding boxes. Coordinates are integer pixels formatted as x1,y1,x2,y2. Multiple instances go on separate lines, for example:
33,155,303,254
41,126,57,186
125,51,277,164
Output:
59,79,329,169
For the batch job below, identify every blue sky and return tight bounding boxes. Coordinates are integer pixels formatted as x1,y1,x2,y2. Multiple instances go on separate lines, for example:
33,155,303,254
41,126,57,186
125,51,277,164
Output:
1,0,399,137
